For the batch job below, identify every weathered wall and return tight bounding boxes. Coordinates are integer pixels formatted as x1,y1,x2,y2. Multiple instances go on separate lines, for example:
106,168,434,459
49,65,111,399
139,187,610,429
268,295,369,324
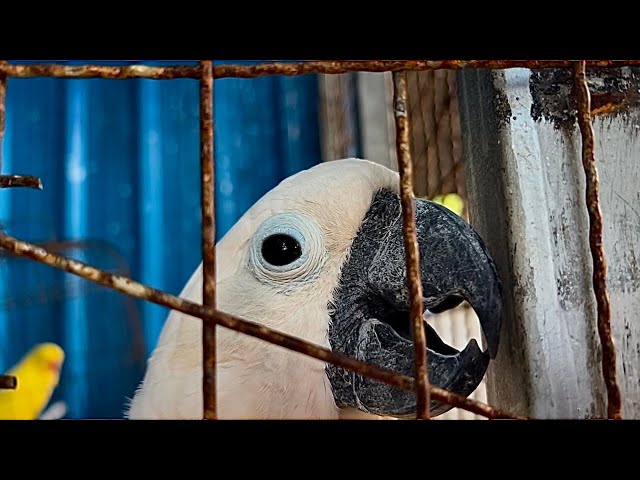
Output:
457,67,640,419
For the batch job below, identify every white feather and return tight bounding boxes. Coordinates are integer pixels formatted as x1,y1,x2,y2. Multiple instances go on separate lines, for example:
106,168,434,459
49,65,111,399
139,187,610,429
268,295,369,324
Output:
39,401,67,420
126,158,400,420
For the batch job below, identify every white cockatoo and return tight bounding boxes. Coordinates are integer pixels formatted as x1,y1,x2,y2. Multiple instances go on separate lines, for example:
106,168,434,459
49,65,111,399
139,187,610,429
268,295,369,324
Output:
126,159,502,420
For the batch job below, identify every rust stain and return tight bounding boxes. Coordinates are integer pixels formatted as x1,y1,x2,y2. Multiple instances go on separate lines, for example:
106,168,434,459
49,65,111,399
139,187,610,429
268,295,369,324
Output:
0,231,524,420
591,102,623,117
574,61,623,420
590,92,628,117
393,71,430,420
531,66,640,129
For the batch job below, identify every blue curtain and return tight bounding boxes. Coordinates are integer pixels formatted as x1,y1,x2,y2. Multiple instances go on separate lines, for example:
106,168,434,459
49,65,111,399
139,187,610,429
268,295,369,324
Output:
0,60,322,418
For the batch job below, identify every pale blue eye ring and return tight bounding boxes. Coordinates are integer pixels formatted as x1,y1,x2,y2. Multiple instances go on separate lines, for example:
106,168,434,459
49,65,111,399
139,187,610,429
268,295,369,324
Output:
249,212,326,287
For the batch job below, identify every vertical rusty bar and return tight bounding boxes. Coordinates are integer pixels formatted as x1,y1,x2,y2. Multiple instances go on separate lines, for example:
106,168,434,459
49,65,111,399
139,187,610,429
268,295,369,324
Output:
573,61,622,420
0,61,13,393
200,60,217,420
392,70,430,419
0,60,7,172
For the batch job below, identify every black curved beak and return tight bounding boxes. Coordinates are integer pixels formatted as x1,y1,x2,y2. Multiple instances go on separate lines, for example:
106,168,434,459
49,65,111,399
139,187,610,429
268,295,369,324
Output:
327,190,503,417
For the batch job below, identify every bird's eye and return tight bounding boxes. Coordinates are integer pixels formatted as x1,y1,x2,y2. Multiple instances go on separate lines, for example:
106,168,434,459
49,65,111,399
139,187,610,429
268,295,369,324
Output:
261,234,302,267
250,212,326,286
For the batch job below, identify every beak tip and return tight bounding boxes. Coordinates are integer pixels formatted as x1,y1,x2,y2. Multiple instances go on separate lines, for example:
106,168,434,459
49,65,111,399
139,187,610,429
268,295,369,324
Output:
476,298,502,360
488,344,499,360
486,329,500,359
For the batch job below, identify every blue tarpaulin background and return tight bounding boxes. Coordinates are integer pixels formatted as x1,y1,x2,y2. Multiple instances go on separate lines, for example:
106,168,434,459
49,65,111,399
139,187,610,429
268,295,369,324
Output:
0,60,325,418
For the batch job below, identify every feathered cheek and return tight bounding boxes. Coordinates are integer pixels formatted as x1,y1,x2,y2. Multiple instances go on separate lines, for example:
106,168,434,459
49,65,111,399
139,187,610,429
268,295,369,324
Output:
248,212,327,295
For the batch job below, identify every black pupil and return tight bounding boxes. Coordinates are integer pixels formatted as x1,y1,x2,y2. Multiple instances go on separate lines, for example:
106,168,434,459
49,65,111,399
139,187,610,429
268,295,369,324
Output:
261,234,302,266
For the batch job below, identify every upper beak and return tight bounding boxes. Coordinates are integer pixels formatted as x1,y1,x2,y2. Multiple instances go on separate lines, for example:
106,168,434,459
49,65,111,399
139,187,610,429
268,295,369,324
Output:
327,191,503,418
368,198,503,359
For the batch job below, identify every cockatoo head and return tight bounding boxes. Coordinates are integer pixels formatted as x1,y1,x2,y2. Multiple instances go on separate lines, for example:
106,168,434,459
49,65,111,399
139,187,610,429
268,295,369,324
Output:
128,159,502,419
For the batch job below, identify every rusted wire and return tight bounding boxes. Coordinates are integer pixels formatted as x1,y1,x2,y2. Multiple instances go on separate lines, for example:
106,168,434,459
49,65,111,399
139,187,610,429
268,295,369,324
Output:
1,63,24,396
0,231,523,420
1,61,640,82
0,175,43,190
0,64,201,80
573,61,623,420
0,374,16,390
0,60,5,172
199,60,217,420
0,61,44,191
393,71,430,420
211,60,640,79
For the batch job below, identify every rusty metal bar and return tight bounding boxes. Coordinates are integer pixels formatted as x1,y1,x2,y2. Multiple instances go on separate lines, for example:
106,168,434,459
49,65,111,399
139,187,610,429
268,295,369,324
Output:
0,175,43,190
393,71,430,419
0,230,523,419
0,60,44,192
213,60,640,80
0,60,5,172
0,62,17,395
0,375,16,390
0,64,201,80
199,60,217,420
573,61,623,420
1,61,640,82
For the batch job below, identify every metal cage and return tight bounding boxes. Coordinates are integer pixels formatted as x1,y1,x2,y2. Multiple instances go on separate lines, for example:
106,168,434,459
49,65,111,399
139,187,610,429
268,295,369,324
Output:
0,59,632,420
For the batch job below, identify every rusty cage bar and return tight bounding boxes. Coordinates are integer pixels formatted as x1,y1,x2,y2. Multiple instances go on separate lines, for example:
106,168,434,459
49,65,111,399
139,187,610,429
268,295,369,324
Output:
0,60,631,420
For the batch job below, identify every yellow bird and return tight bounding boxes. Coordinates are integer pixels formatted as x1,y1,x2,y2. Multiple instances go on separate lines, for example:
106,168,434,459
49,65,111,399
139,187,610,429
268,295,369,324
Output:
428,192,465,218
0,343,65,420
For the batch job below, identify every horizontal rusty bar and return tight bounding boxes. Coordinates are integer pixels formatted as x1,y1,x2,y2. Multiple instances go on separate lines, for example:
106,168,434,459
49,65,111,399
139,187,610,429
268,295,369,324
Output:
0,375,17,390
1,61,639,81
0,231,523,420
0,175,43,189
212,60,640,80
0,64,201,79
